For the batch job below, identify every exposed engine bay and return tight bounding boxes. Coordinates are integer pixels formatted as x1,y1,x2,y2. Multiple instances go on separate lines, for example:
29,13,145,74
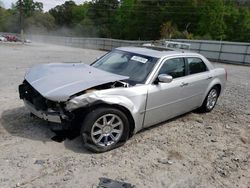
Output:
19,80,129,112
82,81,129,94
87,80,129,91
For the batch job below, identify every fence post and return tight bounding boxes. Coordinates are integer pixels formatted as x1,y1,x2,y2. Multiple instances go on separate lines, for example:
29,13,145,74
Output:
243,45,249,64
218,42,223,61
198,42,202,53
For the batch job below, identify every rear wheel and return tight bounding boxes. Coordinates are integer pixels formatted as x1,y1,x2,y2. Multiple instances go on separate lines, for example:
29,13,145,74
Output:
199,86,219,112
80,107,129,152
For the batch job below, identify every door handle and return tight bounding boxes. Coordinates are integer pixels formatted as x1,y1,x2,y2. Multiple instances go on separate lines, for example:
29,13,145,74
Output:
180,82,189,87
207,76,213,80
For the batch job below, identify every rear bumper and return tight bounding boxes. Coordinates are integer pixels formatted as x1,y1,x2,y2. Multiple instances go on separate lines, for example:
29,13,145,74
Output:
24,100,62,123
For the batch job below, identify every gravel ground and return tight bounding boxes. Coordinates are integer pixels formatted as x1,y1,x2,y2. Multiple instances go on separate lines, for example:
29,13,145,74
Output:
0,42,249,188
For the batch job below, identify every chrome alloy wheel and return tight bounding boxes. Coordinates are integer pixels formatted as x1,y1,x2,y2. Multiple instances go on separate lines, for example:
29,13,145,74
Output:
206,89,218,110
90,114,124,147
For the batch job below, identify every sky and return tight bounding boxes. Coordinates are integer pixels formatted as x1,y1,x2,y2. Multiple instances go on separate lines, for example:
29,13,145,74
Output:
2,0,89,11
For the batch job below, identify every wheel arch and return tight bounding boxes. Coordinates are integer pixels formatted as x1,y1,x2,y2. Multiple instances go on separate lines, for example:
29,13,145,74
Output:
202,78,222,103
213,84,221,96
72,102,135,138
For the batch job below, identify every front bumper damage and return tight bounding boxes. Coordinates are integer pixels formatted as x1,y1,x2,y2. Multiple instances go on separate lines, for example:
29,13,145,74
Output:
24,100,63,123
19,81,72,125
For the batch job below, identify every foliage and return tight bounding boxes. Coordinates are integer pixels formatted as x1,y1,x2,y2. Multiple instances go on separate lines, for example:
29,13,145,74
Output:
0,6,19,32
160,21,178,39
0,0,249,42
196,0,226,40
87,0,119,37
25,12,56,33
49,1,76,26
15,0,43,17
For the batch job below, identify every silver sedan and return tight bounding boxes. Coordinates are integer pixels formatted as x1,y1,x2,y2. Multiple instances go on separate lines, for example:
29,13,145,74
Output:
19,46,227,152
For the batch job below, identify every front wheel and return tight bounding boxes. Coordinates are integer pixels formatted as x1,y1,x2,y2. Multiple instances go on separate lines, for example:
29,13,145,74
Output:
199,87,219,113
80,107,130,152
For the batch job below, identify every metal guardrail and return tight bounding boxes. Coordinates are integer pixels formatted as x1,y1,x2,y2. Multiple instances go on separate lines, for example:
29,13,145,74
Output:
1,32,249,65
171,39,250,65
26,34,153,51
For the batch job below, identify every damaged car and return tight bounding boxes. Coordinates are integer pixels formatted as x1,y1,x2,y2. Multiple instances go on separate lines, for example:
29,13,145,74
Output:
19,46,227,152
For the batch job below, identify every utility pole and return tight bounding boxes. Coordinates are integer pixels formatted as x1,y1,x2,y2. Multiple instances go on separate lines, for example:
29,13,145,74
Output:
19,0,24,44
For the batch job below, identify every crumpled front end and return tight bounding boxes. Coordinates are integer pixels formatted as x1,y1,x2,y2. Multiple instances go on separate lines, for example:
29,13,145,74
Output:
18,80,72,124
19,77,148,134
24,63,128,101
18,62,130,125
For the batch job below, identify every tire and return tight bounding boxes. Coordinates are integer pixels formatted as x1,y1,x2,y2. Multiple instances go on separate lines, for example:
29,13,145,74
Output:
198,86,219,113
80,107,130,153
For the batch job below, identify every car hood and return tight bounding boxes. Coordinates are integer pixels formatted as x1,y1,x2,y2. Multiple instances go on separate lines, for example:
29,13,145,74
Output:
25,63,128,101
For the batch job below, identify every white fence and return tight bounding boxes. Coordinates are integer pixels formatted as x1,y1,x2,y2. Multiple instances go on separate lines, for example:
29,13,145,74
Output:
27,35,152,51
29,35,250,65
172,39,250,65
1,32,249,65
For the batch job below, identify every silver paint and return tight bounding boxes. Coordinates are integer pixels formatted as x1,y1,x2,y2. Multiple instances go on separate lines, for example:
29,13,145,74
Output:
25,63,128,101
206,88,218,110
90,114,124,147
23,47,226,134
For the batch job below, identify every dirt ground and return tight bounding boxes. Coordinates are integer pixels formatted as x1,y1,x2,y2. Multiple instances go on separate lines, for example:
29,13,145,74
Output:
0,42,249,188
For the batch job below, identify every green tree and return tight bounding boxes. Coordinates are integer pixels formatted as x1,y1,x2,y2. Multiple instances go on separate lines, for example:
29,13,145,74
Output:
87,0,119,38
197,0,226,40
113,0,165,40
0,0,250,42
160,21,177,39
224,3,250,42
163,0,200,34
0,6,19,32
0,7,8,31
15,0,43,17
235,7,250,42
25,12,56,34
133,0,165,40
112,0,137,39
72,3,90,24
74,17,97,37
49,1,77,26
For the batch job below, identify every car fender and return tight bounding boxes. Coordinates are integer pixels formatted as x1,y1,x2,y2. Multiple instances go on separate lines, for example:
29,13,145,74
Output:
201,77,223,104
65,91,146,134
66,92,135,111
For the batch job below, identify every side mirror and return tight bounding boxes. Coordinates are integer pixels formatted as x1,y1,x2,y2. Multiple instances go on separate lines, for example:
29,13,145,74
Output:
158,74,173,83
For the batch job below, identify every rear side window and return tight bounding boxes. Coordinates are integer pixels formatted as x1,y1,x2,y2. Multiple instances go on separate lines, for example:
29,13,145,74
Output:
159,58,185,78
187,57,207,74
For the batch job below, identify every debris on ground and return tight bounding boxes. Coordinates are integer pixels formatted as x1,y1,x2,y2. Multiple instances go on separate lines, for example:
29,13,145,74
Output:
97,178,135,188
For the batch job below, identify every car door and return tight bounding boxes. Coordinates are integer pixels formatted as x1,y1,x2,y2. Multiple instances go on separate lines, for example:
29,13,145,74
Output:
144,57,190,128
181,57,212,109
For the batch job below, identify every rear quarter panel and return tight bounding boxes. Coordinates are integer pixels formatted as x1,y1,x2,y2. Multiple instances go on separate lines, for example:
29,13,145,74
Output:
201,67,226,103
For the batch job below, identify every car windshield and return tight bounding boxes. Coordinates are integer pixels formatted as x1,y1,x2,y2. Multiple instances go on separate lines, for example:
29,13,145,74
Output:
92,50,158,85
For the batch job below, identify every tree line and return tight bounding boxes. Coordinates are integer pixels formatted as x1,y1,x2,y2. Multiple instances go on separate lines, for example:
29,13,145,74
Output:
0,0,249,42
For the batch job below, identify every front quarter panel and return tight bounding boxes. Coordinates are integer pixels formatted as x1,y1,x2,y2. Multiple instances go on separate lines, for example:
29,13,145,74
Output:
65,85,149,134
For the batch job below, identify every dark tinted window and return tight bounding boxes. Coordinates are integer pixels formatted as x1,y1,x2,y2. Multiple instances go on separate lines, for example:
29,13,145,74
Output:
159,58,185,78
187,58,207,74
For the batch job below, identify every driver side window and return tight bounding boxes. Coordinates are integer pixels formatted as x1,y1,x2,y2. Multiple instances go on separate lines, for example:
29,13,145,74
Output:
158,58,185,79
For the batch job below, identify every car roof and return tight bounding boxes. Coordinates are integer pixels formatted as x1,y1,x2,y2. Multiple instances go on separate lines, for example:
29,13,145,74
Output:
116,46,200,59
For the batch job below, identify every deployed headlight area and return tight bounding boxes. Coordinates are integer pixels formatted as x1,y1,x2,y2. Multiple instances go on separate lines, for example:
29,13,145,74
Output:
19,80,72,123
18,80,130,123
65,80,130,111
